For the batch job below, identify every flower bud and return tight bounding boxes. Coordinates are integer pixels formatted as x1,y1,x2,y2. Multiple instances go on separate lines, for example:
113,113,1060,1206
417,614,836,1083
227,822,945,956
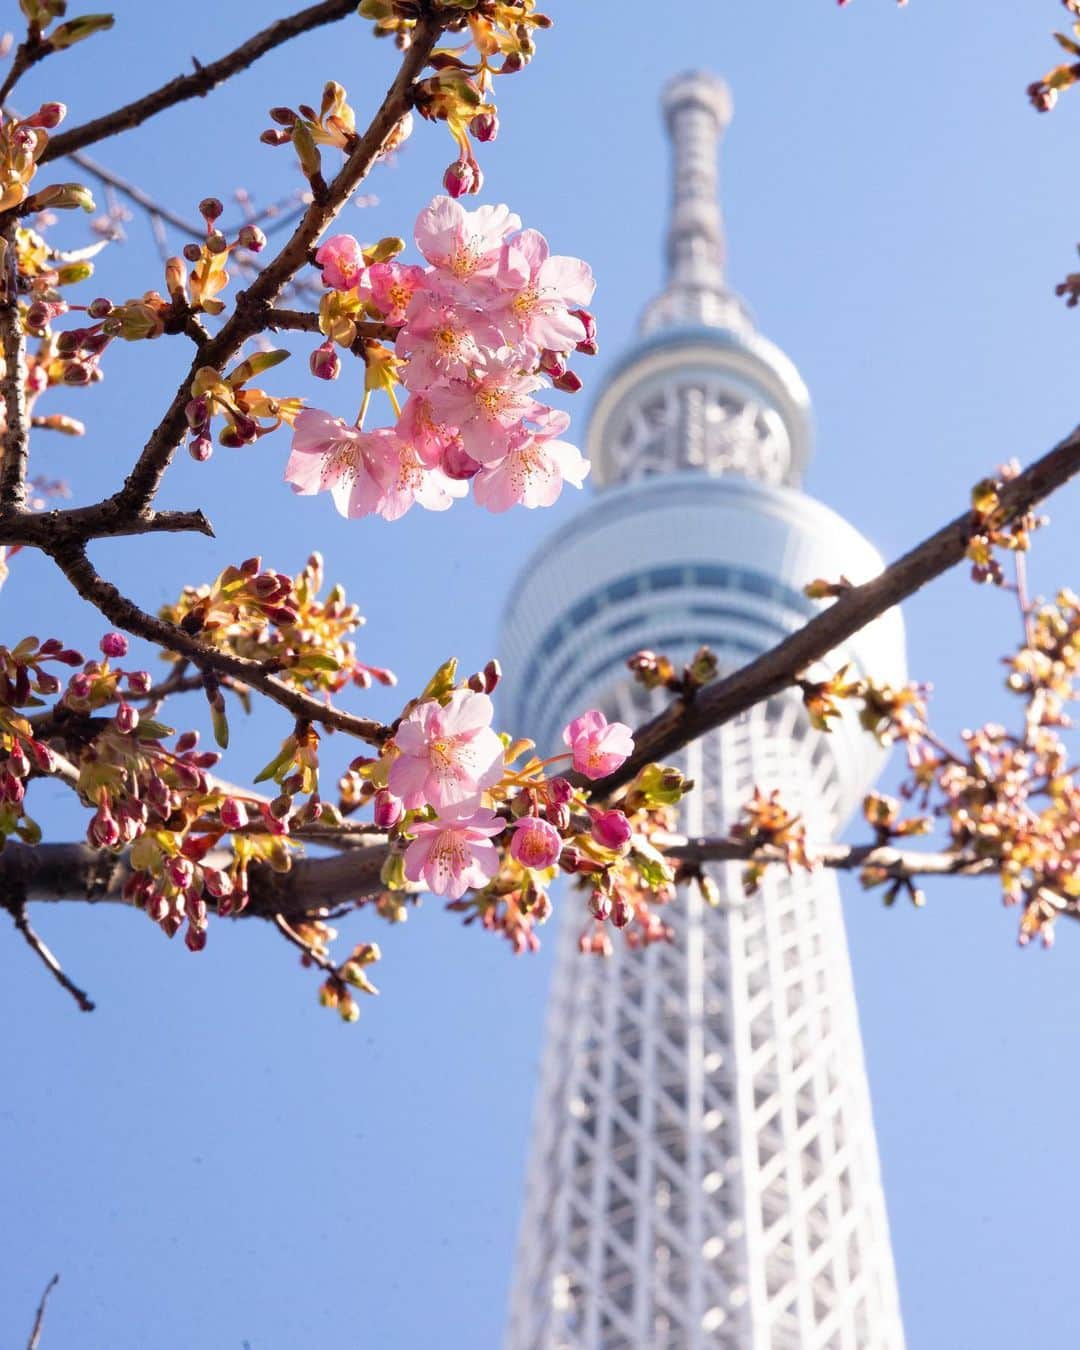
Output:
469,110,499,142
182,243,203,263
610,895,633,929
309,339,341,381
440,441,482,480
114,701,139,734
26,102,66,129
199,197,224,223
100,631,128,658
184,923,208,953
237,224,267,253
588,889,611,921
545,801,570,832
547,776,573,805
442,158,477,199
538,348,567,379
220,797,249,831
552,369,584,394
373,788,404,829
591,808,632,851
189,435,213,462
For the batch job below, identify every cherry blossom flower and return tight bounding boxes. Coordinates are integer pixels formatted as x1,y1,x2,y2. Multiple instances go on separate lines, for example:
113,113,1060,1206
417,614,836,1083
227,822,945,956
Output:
285,410,385,518
285,413,462,520
396,393,459,467
562,709,635,780
472,411,589,512
427,354,545,462
414,195,520,287
510,815,562,870
315,234,366,291
496,227,595,353
403,806,503,899
361,261,427,326
397,288,502,392
389,688,505,811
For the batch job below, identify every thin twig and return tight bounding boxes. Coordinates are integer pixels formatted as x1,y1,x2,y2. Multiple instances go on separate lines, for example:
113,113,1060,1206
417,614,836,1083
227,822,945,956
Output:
0,29,50,110
26,1273,60,1350
5,898,95,1011
42,0,360,164
272,912,337,973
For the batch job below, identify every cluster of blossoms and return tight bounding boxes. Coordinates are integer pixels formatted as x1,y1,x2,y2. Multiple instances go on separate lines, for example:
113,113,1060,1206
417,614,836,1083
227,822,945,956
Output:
285,194,596,519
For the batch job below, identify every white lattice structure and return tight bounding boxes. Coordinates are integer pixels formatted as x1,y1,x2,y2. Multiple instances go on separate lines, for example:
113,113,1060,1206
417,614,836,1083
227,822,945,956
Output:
501,74,907,1349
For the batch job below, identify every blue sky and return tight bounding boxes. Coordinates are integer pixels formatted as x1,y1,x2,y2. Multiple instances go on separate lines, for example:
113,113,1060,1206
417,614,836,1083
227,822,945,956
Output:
3,2,1080,1346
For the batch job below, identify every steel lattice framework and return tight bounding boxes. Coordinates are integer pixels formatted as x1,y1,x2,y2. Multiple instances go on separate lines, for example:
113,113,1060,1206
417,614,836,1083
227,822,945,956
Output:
501,72,906,1349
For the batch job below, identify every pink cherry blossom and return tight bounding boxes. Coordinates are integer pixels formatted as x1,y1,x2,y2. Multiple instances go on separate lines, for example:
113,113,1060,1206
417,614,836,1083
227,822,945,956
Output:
315,234,366,291
396,393,459,467
562,710,635,780
495,228,595,353
398,288,502,393
510,815,563,870
414,196,520,287
427,354,545,463
285,413,463,521
284,410,385,518
590,808,632,851
404,807,503,899
389,688,505,811
472,411,589,512
361,261,428,326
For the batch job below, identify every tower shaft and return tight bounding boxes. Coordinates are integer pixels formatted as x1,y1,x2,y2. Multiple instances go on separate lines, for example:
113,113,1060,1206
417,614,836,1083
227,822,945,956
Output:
506,699,904,1349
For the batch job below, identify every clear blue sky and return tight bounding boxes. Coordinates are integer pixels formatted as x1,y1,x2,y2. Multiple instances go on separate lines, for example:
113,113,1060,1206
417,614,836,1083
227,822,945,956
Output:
3,3,1080,1346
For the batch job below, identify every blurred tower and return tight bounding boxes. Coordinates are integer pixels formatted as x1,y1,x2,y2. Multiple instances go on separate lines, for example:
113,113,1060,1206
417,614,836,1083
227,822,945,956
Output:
501,74,906,1349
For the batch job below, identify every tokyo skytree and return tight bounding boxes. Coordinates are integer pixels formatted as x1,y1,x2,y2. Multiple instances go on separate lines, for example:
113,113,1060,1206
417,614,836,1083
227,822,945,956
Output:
500,73,907,1349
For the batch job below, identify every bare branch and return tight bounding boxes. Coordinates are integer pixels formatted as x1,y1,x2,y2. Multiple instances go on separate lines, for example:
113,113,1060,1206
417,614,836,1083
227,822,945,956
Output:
26,1273,60,1350
661,833,997,881
264,307,397,345
46,543,389,745
592,422,1080,795
5,897,95,1011
0,29,50,110
0,506,214,548
0,218,30,512
41,0,359,164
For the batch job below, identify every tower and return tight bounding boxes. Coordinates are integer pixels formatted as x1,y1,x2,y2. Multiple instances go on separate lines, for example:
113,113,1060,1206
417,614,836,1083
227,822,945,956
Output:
501,73,906,1350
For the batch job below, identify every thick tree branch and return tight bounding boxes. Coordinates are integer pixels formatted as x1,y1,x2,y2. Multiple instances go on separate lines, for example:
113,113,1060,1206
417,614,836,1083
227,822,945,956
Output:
591,422,1080,796
41,0,359,163
0,505,213,547
46,543,389,744
0,219,30,512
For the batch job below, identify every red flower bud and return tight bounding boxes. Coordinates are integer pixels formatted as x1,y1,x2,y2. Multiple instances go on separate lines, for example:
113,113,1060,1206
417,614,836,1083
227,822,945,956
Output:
591,808,632,851
100,631,128,658
547,776,573,805
309,340,341,381
220,797,249,831
373,788,404,829
469,110,499,142
588,889,611,921
114,701,139,733
442,158,478,199
199,197,224,223
552,369,583,394
237,224,266,253
610,894,633,929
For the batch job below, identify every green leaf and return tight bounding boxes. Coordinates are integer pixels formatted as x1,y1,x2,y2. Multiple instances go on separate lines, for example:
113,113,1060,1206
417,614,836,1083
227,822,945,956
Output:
418,657,458,705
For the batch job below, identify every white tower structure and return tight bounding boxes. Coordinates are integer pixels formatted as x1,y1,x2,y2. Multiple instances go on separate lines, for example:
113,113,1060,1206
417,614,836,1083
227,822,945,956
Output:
501,73,907,1350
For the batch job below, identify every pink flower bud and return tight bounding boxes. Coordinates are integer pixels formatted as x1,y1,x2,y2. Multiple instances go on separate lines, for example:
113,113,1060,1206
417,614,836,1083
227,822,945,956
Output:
510,816,562,870
199,197,224,222
570,308,597,344
203,867,233,899
547,776,573,805
184,923,208,953
125,670,152,694
189,435,213,462
373,788,404,829
309,340,341,381
100,631,128,658
552,369,584,395
315,234,365,291
442,158,478,199
591,808,632,851
89,801,120,848
182,243,203,263
469,110,499,142
87,297,112,319
440,441,482,480
538,348,568,379
146,892,170,922
545,801,570,832
588,889,611,921
167,857,194,888
114,702,139,734
610,894,633,929
237,224,266,253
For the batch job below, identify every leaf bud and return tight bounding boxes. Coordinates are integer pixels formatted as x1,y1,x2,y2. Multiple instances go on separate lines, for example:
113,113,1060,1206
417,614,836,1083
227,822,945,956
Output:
47,14,115,49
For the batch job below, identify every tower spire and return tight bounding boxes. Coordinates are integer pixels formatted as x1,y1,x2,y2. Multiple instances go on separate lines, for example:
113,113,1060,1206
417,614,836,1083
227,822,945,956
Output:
640,71,752,335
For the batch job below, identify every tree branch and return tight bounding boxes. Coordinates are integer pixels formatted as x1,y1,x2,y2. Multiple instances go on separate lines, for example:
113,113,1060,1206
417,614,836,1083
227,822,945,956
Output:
591,421,1080,796
46,542,389,744
0,505,214,548
4,897,95,1011
41,0,359,164
26,1274,60,1350
108,8,442,523
661,833,997,881
264,307,397,345
0,218,30,513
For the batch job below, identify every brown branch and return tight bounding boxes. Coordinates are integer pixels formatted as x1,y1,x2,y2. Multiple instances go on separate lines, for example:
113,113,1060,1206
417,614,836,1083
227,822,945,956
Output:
0,218,30,512
592,421,1080,796
5,896,95,1011
41,0,359,164
662,833,998,881
0,30,50,110
46,543,389,745
0,505,214,548
264,307,397,345
26,1274,60,1350
111,12,442,521
272,911,338,972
